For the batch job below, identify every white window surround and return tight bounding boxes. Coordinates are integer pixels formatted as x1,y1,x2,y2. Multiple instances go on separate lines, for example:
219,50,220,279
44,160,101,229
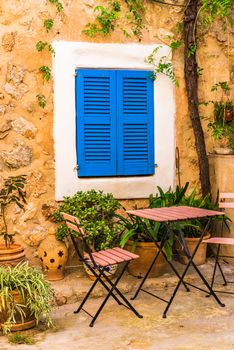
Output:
53,41,176,200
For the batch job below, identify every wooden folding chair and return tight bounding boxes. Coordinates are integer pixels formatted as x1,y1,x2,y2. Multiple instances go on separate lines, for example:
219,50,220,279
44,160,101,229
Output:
61,212,143,327
203,193,234,294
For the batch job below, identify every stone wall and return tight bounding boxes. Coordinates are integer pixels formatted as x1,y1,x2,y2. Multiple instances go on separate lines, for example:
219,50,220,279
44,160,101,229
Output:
0,0,233,264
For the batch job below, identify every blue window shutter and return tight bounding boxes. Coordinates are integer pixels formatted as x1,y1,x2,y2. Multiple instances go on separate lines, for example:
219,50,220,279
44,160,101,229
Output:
116,70,155,175
76,69,117,177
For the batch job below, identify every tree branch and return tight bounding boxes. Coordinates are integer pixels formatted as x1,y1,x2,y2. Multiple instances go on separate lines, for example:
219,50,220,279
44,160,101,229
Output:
151,0,186,8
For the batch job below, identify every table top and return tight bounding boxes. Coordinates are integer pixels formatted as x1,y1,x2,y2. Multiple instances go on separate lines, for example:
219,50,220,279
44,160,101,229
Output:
127,206,224,223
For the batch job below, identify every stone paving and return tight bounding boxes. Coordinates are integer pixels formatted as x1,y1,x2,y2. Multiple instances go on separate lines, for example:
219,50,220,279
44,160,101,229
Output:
1,260,234,350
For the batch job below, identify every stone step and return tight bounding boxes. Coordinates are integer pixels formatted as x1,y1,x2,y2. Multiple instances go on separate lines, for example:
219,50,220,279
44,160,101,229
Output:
50,259,232,307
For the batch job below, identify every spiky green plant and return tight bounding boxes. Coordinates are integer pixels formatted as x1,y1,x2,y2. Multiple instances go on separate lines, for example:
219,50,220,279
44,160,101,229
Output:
0,263,54,334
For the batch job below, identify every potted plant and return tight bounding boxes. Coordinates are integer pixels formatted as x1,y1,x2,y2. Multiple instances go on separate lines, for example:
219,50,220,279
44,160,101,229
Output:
117,184,190,278
53,190,123,279
172,188,229,265
207,82,234,154
0,175,27,266
208,114,234,154
0,262,54,333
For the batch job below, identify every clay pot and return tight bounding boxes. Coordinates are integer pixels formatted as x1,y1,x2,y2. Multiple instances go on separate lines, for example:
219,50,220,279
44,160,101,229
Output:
125,240,167,278
83,260,117,280
0,244,26,267
224,108,233,123
175,234,210,266
38,227,68,281
0,291,36,332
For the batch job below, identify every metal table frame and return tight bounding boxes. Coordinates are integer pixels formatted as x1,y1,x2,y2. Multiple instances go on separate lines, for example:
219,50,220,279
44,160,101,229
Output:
127,206,225,318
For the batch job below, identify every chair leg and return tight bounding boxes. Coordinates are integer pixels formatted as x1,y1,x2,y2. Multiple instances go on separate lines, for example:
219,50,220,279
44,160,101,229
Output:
208,244,221,295
217,260,228,286
74,275,100,314
131,228,170,300
78,264,124,311
89,262,143,327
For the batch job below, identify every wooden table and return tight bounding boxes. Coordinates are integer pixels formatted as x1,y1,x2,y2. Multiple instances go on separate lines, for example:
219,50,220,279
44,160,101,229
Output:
127,206,225,318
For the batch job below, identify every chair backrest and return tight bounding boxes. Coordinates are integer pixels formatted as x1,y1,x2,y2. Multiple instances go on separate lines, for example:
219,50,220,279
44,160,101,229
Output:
219,193,234,209
61,212,85,236
61,212,95,265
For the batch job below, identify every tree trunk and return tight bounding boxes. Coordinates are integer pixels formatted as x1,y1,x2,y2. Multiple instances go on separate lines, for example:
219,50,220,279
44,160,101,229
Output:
184,0,211,196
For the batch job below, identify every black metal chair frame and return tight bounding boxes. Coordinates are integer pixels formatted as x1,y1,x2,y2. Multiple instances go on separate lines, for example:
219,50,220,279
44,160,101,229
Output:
62,213,143,327
131,215,225,318
206,193,234,296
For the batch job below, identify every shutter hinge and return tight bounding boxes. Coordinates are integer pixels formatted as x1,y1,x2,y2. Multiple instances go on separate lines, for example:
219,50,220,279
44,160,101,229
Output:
74,72,78,77
74,164,79,171
155,163,158,168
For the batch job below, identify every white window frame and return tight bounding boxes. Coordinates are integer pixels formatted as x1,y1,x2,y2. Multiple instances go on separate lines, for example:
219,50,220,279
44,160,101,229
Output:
53,42,176,200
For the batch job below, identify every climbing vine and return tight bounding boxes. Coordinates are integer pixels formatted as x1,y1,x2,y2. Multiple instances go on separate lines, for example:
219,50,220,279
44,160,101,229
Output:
35,0,64,108
83,1,121,37
82,0,233,196
145,46,179,86
124,0,145,40
84,0,145,40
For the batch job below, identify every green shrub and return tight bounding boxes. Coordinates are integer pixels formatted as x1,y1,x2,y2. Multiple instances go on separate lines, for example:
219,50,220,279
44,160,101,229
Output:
53,190,123,250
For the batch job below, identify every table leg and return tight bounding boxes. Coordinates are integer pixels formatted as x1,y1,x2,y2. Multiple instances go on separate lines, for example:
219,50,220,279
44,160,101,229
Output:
162,219,225,318
131,227,170,300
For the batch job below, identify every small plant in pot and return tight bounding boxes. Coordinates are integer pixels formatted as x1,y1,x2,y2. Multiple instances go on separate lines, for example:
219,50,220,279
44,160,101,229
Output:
0,262,54,334
117,184,190,278
207,81,234,154
53,190,123,279
0,175,27,266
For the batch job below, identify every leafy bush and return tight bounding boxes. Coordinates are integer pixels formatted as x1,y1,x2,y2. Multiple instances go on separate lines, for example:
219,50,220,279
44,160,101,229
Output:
53,190,122,250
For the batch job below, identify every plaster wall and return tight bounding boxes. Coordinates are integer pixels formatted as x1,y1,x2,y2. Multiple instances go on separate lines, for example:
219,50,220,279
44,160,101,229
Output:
53,42,175,200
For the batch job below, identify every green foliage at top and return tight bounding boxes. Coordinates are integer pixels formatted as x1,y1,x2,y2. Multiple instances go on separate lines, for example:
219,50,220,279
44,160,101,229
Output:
0,263,54,334
48,0,63,12
83,1,121,37
145,46,179,86
187,43,197,58
36,41,55,56
169,39,183,50
0,175,27,247
125,0,145,40
200,0,232,25
54,190,123,250
39,66,51,81
44,18,54,32
36,94,46,108
211,81,230,94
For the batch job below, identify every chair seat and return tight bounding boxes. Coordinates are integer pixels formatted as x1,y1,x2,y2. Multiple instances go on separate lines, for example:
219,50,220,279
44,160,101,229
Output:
203,237,234,245
89,247,139,267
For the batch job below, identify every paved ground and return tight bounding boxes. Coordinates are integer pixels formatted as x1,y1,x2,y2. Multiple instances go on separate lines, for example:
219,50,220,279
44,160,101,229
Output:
1,260,234,350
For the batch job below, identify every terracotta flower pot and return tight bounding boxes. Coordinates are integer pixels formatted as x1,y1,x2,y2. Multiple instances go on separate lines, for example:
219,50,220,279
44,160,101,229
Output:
175,234,210,266
0,244,26,267
83,261,117,280
125,240,167,278
224,108,233,123
38,227,68,281
0,291,36,332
